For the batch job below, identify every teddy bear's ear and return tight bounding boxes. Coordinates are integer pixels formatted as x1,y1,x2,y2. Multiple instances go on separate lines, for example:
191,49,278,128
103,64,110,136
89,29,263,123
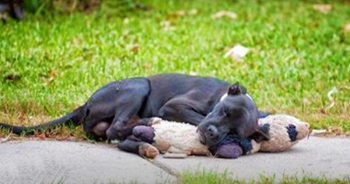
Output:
249,124,270,142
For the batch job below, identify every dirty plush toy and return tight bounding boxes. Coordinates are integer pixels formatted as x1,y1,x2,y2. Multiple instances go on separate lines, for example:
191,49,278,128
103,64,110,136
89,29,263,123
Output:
251,114,310,153
119,114,309,158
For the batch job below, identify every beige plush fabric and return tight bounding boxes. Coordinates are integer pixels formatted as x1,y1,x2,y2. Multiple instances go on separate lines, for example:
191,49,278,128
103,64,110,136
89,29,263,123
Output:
149,118,210,155
148,114,309,155
257,114,310,152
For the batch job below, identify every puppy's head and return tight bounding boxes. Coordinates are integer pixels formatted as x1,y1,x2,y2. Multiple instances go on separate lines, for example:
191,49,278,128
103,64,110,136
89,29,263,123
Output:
197,83,264,147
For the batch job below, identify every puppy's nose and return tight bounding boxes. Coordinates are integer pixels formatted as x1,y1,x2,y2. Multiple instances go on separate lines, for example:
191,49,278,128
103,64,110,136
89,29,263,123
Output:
206,125,219,139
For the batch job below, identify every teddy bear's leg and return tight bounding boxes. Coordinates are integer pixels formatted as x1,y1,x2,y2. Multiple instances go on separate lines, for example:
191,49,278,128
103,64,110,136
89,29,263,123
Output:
248,140,261,154
118,137,159,159
190,148,211,156
138,143,160,159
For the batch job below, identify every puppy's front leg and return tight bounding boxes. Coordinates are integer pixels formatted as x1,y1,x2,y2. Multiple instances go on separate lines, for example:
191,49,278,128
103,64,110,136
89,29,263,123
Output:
157,97,205,126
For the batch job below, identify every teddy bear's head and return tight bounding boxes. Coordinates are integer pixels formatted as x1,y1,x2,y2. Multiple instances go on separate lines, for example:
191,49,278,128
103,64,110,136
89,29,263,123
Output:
257,114,310,152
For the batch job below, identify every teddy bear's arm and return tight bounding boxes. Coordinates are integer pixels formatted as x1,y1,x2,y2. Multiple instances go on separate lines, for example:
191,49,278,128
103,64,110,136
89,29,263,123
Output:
247,140,261,154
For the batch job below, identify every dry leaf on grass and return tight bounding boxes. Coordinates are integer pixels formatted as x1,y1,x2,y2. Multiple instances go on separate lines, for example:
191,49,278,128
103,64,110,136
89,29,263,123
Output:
161,21,175,31
170,9,198,18
127,44,140,54
164,9,198,32
123,18,130,24
224,44,250,62
212,10,237,21
45,69,58,85
343,23,350,33
188,9,198,16
322,87,338,113
143,63,152,70
321,86,350,114
171,10,186,17
312,4,332,14
303,98,311,106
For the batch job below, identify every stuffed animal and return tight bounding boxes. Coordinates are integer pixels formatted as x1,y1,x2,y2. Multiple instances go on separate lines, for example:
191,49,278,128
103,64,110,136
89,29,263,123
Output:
251,114,310,153
132,118,245,159
125,114,310,159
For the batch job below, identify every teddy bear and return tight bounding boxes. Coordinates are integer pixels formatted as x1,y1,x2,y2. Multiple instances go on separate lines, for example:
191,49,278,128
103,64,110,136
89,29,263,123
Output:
120,114,310,159
250,114,310,153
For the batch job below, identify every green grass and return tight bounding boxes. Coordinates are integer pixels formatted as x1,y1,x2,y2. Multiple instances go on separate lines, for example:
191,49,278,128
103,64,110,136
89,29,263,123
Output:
180,171,350,184
0,0,349,132
32,171,350,184
13,172,350,184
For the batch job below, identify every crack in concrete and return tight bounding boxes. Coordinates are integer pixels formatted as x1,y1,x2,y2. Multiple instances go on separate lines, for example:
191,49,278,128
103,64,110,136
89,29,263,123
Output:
147,158,180,179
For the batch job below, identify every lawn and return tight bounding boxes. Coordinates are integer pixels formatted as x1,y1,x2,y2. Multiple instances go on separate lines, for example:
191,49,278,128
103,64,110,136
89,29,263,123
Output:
180,171,350,184
0,0,349,133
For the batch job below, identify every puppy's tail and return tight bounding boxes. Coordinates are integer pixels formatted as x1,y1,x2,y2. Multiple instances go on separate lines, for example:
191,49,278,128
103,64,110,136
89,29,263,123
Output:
0,106,85,135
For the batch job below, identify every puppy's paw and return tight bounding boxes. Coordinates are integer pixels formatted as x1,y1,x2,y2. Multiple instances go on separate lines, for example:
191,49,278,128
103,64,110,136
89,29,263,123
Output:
139,143,159,159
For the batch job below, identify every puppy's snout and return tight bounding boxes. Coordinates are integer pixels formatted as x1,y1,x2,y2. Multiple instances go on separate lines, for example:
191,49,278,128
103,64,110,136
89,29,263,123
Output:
206,125,219,139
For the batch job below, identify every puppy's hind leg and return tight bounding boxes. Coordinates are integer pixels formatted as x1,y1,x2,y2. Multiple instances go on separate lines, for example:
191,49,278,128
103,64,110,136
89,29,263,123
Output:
92,121,110,138
106,80,151,140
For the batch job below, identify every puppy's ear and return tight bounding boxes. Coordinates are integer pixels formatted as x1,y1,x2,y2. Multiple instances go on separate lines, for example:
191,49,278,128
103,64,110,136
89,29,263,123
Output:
228,82,247,95
228,84,241,96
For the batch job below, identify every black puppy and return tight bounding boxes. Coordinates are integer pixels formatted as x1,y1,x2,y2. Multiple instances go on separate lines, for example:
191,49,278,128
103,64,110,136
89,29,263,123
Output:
0,0,24,21
0,74,268,147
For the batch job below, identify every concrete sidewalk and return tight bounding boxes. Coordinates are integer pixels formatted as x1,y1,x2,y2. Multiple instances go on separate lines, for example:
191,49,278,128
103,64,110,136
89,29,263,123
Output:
0,141,174,184
0,136,349,184
153,136,350,180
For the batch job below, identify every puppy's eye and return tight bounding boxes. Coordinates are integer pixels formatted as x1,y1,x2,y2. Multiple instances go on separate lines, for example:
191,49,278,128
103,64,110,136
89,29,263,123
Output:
221,107,231,117
225,108,243,119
